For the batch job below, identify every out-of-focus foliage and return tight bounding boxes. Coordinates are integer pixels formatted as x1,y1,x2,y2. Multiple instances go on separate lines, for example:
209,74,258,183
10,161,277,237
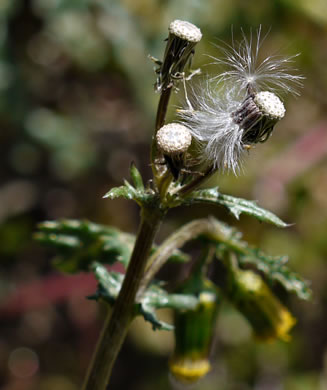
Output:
35,218,189,273
89,262,199,331
1,0,327,389
35,214,311,331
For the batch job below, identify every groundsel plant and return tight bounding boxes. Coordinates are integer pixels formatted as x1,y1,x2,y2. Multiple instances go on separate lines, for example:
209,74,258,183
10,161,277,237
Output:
35,20,311,390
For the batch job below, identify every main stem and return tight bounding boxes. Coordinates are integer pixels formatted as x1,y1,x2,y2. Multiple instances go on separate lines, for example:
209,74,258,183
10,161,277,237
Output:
82,207,164,390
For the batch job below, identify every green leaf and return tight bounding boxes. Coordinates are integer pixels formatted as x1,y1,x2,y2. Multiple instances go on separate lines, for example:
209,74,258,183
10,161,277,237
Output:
91,262,123,302
35,219,190,273
35,219,135,272
130,163,144,190
103,182,136,201
141,284,198,311
195,218,311,301
184,187,288,228
103,165,155,206
90,263,198,331
37,219,117,237
34,232,81,251
138,302,174,331
237,250,312,301
103,179,157,207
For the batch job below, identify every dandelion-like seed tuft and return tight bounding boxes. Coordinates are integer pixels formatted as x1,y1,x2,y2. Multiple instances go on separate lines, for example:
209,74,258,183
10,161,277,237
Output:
211,27,304,96
178,28,302,174
156,123,192,156
178,83,245,173
169,20,202,43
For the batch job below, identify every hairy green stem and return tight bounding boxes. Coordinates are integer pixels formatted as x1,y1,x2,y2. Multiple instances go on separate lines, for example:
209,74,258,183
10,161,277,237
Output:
137,217,249,298
82,207,164,390
137,218,214,298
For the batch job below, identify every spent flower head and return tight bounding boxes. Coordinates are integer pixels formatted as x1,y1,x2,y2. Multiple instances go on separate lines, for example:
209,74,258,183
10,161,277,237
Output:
179,81,244,173
178,28,302,174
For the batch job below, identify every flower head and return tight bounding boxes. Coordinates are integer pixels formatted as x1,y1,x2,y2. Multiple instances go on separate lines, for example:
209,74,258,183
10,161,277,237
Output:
211,27,304,96
156,123,192,156
178,28,302,173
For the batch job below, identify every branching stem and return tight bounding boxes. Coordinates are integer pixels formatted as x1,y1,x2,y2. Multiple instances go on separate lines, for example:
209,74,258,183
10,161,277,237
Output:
179,165,216,196
137,217,246,298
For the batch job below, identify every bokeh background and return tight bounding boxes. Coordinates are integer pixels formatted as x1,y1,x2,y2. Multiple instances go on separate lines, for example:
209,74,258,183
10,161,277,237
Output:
1,0,327,389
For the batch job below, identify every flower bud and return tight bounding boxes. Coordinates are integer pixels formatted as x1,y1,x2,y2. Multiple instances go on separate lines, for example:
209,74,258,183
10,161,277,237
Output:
155,20,202,92
156,123,192,156
227,269,296,341
169,277,220,384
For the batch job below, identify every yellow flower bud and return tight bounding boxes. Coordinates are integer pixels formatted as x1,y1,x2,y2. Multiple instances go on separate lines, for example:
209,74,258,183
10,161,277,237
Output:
169,279,220,383
227,269,296,342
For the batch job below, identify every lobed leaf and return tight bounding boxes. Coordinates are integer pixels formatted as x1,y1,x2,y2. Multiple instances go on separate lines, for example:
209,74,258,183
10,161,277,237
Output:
90,263,198,331
183,187,288,228
35,219,190,274
237,250,312,301
200,219,311,301
103,183,136,201
36,219,136,271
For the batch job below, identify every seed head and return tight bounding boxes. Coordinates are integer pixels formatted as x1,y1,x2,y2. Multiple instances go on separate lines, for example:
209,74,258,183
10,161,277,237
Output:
179,81,288,173
156,123,192,156
231,90,285,145
211,27,303,96
169,20,202,43
178,82,244,173
178,27,303,174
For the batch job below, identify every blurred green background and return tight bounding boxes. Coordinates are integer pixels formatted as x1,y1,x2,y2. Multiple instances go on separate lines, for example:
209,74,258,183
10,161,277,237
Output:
1,0,327,389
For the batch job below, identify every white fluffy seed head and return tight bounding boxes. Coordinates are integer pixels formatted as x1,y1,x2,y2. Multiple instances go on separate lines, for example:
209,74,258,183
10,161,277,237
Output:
156,123,192,155
255,91,285,119
210,27,304,96
178,82,244,173
169,20,202,43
